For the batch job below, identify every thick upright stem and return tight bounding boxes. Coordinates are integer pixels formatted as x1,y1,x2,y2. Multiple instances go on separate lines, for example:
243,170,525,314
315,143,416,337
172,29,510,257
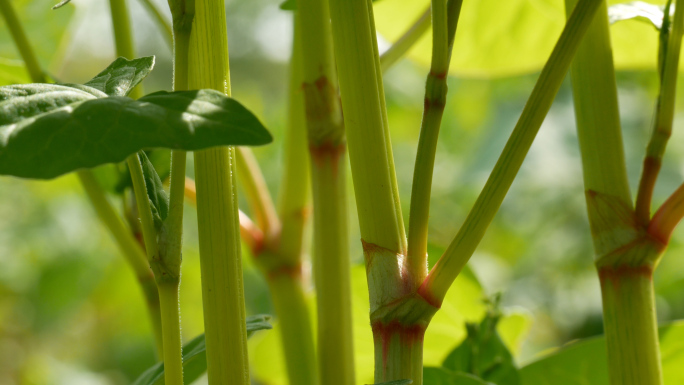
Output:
599,264,663,385
327,0,406,256
372,323,425,385
310,147,354,385
188,0,250,383
564,1,665,384
267,271,318,385
298,0,355,382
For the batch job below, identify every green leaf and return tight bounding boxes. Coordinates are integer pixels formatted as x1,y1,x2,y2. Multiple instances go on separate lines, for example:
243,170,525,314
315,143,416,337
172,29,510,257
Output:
0,88,272,179
372,380,413,385
132,315,272,385
138,151,168,230
373,0,669,76
84,56,155,97
520,320,684,385
442,296,520,385
423,367,492,385
608,1,665,29
544,321,684,384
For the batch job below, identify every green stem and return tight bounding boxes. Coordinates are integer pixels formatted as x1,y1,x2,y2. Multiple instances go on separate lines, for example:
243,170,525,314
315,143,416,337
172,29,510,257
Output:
636,0,684,224
157,282,184,385
0,0,46,83
188,0,249,383
109,0,143,99
422,0,604,305
379,6,431,73
76,170,164,355
372,322,425,385
137,0,174,48
650,181,684,243
264,18,318,385
277,17,311,267
266,269,318,385
310,146,354,385
298,0,355,382
235,147,280,240
406,0,463,287
327,0,406,256
599,262,663,385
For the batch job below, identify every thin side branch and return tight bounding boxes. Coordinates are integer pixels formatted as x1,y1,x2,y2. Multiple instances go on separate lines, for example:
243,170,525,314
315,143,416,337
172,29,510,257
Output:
635,0,682,224
420,0,604,305
405,0,463,288
379,5,431,72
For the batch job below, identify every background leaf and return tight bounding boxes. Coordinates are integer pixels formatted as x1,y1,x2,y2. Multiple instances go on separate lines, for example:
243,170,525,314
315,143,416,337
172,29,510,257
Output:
0,0,75,85
0,88,272,179
84,56,155,97
374,0,668,76
519,321,684,385
373,380,413,385
132,315,272,385
441,300,520,385
423,367,493,385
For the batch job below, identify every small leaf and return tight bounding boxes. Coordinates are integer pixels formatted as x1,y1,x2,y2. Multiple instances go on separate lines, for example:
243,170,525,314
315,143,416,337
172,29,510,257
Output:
138,151,169,230
52,0,72,9
0,88,272,179
608,1,665,30
131,315,272,385
442,295,520,385
423,367,492,385
84,56,155,97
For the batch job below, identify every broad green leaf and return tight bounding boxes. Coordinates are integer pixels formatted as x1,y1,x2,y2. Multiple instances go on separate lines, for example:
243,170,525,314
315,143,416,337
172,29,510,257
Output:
373,380,413,385
84,56,155,97
442,298,520,385
423,367,492,385
132,315,272,385
138,151,168,230
609,1,665,29
519,320,684,385
0,88,272,179
374,0,668,76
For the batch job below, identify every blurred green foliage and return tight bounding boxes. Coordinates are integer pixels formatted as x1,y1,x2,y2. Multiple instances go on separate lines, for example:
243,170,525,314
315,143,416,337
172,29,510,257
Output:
2,0,684,384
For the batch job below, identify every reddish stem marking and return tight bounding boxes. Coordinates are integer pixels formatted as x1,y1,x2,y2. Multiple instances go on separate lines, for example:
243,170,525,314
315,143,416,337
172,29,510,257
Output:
309,142,345,178
267,263,303,281
371,321,425,370
598,265,653,292
417,278,442,309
